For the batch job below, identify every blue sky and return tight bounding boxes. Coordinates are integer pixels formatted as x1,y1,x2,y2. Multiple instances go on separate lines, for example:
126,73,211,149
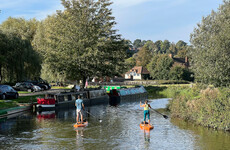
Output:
0,0,223,43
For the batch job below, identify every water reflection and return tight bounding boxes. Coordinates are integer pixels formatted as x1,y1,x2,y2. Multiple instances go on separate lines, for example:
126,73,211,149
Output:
0,98,229,150
75,128,84,149
171,118,230,150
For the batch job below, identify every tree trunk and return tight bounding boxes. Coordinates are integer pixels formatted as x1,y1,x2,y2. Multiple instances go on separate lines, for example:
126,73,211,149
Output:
82,76,86,89
0,64,2,83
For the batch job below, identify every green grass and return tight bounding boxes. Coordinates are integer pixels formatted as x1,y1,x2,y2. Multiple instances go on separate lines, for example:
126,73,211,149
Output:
0,94,44,110
18,91,32,94
15,95,44,103
51,86,71,89
168,85,230,131
0,100,19,109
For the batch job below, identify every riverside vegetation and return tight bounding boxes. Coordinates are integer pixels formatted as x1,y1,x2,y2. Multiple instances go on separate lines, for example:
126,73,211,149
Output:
146,85,230,131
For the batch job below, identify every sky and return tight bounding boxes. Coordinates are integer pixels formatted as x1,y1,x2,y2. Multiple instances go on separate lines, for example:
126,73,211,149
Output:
0,0,223,44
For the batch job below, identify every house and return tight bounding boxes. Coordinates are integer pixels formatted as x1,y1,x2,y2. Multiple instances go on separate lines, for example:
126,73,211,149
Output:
125,66,150,80
169,54,189,68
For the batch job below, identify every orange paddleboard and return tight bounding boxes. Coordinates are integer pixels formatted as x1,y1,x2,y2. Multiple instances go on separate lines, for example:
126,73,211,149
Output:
74,121,88,128
139,123,154,130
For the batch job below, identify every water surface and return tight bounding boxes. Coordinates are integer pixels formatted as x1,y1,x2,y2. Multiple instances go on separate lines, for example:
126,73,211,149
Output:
0,98,229,150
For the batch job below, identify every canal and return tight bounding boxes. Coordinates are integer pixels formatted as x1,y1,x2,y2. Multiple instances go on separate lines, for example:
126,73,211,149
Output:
0,98,230,149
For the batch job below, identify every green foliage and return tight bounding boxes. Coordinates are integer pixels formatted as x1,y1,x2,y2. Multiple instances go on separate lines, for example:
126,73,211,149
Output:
124,39,133,48
125,57,136,71
176,40,187,50
136,43,153,67
147,54,174,80
169,66,193,81
16,95,43,103
169,85,230,131
133,39,143,48
190,1,230,87
0,24,41,83
33,0,127,85
169,66,185,80
0,100,18,109
1,17,39,41
160,40,170,54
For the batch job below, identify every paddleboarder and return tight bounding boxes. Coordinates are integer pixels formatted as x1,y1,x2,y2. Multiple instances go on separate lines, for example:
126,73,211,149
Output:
75,95,85,124
140,100,152,125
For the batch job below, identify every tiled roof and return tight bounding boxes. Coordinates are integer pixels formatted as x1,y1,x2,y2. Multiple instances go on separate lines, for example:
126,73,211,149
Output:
126,66,150,74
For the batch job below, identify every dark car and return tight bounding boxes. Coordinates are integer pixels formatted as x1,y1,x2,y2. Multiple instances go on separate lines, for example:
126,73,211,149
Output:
13,82,36,92
0,85,19,100
26,80,51,91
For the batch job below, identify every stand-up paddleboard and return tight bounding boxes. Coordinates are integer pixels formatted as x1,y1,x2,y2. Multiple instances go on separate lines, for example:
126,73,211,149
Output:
74,121,88,128
139,122,154,130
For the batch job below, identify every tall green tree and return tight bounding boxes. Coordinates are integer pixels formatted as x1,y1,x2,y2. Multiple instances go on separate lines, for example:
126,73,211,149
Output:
133,39,142,48
1,17,39,42
34,0,127,86
190,1,230,87
147,54,173,80
136,42,153,67
161,40,170,54
0,17,41,83
176,40,187,50
154,40,163,54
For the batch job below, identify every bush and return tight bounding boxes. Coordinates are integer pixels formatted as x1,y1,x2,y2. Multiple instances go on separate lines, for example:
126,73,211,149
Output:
169,85,230,131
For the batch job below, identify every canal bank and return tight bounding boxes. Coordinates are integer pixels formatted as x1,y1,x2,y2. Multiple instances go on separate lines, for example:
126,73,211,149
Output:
0,105,31,119
161,85,230,132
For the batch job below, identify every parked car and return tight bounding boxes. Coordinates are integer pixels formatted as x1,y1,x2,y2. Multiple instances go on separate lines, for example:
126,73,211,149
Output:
0,85,19,100
33,85,42,92
13,82,40,92
26,80,51,91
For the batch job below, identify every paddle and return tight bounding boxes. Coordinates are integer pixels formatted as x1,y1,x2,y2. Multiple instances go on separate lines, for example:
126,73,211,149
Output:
85,111,102,122
151,108,168,119
140,101,168,119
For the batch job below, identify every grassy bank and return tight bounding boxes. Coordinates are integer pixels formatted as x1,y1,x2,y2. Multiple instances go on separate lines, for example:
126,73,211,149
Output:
0,95,44,110
145,84,191,99
167,85,230,131
145,84,230,131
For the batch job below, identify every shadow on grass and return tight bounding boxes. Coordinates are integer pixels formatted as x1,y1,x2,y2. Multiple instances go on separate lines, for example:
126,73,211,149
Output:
145,86,168,99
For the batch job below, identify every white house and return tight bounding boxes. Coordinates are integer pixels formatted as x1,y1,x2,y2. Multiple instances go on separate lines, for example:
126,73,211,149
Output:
125,66,150,80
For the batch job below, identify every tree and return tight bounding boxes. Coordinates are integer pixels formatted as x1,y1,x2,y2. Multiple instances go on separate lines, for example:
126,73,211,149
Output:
1,17,39,42
176,40,187,50
136,43,153,67
154,40,163,54
33,0,127,86
133,39,142,48
169,66,193,81
190,1,230,87
168,42,176,55
0,30,41,83
147,54,173,80
160,40,170,54
124,39,133,48
143,40,156,53
125,57,136,70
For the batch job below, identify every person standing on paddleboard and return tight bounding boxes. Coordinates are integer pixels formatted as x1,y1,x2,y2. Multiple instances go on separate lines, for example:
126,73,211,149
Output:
140,100,152,125
75,95,85,124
